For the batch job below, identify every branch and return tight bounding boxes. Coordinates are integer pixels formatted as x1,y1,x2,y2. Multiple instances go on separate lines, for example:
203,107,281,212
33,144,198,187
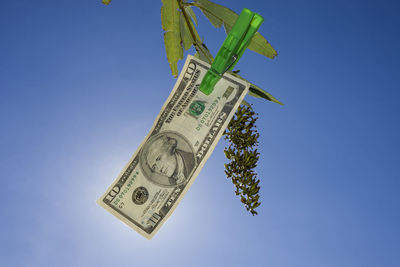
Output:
178,0,213,63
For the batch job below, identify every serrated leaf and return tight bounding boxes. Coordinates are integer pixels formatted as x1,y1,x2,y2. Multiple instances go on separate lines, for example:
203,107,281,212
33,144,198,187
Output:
180,13,192,51
180,6,203,53
185,6,198,26
102,0,111,5
194,43,214,63
187,13,202,43
161,0,179,31
227,70,283,105
195,0,236,28
223,21,233,35
164,31,183,77
161,0,183,77
249,83,283,105
247,32,277,59
200,9,223,28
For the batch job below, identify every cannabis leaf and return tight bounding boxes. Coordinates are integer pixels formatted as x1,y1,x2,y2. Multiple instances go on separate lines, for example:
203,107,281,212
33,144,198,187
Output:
228,70,283,105
194,0,237,29
184,5,198,26
161,0,184,77
193,43,214,63
180,12,194,51
247,32,278,59
179,9,201,51
248,83,283,105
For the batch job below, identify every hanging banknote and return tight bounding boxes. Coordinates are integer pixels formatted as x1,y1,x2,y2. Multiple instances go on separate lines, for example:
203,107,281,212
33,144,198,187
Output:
97,55,250,239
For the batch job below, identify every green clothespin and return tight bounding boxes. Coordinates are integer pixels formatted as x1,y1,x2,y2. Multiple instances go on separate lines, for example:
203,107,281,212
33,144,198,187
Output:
199,8,264,95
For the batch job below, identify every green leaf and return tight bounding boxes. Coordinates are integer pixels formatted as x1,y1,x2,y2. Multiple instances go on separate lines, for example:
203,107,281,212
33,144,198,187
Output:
185,6,198,26
249,83,283,105
227,70,283,105
102,0,111,5
247,32,277,59
180,13,192,51
186,12,202,43
194,43,214,64
241,99,250,107
180,5,203,54
161,0,179,31
194,0,236,28
161,0,183,77
164,31,183,77
199,9,223,28
223,22,233,35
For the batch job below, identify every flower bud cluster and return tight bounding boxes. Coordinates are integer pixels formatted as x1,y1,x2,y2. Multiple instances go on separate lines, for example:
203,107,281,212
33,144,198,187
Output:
223,104,261,215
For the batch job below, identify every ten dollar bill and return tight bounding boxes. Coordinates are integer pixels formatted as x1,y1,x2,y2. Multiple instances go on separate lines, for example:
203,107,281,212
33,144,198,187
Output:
97,55,250,239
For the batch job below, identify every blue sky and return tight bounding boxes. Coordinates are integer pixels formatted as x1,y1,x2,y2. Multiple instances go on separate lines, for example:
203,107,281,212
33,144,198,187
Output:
1,0,399,266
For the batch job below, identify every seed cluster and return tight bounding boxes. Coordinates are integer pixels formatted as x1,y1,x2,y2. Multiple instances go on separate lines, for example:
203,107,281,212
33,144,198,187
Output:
223,104,261,215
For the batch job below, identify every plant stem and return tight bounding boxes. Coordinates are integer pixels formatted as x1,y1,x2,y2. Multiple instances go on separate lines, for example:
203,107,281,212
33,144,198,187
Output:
177,0,213,63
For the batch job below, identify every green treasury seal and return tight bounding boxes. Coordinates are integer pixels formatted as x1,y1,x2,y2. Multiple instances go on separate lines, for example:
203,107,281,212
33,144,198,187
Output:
188,100,205,116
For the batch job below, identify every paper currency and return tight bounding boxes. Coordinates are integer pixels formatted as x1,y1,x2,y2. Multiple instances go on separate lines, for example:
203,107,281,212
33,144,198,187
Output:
97,55,250,239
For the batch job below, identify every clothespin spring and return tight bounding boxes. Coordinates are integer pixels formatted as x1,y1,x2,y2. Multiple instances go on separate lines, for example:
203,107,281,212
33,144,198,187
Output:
224,55,238,74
